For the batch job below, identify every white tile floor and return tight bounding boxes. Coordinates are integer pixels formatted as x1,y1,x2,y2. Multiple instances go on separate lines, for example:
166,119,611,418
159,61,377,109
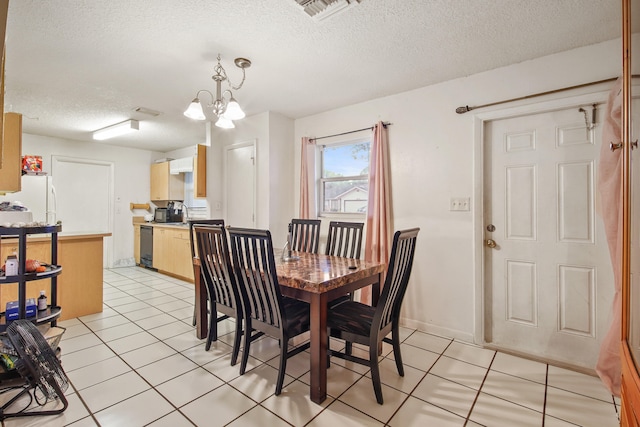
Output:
0,266,621,426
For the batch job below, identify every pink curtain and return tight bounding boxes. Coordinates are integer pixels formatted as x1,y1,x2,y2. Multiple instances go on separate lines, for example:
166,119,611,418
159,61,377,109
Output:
299,137,316,219
596,77,623,397
361,122,392,305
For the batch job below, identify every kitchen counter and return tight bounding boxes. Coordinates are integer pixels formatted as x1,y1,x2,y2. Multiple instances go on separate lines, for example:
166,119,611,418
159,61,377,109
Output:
0,231,110,320
139,222,190,229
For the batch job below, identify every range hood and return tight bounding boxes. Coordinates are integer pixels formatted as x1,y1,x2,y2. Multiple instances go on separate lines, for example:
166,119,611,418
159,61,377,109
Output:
169,157,193,174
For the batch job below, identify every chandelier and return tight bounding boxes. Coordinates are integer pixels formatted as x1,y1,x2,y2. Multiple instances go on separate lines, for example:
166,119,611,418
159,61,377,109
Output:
183,54,252,129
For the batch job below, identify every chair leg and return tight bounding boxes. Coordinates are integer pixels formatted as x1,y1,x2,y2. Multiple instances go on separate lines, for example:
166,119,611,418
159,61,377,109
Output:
230,317,243,366
392,325,404,376
205,303,216,351
211,302,218,342
327,332,331,368
240,319,252,375
275,334,288,395
345,341,353,356
370,340,383,404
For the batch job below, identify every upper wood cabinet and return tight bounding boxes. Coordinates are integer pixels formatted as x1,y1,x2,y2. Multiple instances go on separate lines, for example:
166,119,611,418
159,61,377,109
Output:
0,113,23,193
150,161,184,201
194,144,207,198
0,0,9,172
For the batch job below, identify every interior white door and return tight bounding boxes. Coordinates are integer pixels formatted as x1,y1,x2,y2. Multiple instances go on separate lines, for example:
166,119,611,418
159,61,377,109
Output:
52,156,114,267
484,106,614,369
224,141,255,228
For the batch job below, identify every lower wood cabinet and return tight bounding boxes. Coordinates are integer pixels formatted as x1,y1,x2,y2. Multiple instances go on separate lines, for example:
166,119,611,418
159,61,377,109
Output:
150,226,193,282
133,224,140,265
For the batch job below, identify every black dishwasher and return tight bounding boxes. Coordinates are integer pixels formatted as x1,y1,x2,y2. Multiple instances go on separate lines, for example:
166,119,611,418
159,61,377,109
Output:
140,225,154,268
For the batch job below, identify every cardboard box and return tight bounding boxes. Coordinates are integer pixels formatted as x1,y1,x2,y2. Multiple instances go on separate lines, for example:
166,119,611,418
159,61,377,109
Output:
22,155,43,173
5,299,37,320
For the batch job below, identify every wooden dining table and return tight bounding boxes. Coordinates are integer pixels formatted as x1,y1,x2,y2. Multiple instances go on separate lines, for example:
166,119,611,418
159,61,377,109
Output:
193,250,384,404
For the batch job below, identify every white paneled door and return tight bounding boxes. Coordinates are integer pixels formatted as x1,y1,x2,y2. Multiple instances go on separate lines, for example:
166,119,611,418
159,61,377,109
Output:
484,106,614,369
224,141,256,228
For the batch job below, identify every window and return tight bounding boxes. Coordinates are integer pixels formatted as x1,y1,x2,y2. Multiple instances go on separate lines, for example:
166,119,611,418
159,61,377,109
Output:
319,139,370,215
183,172,207,218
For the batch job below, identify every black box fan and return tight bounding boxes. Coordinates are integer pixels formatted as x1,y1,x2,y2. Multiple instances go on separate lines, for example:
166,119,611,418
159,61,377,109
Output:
0,320,69,420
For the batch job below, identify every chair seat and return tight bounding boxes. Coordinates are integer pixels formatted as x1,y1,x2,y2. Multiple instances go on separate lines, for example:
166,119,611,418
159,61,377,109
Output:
282,297,311,336
328,300,375,337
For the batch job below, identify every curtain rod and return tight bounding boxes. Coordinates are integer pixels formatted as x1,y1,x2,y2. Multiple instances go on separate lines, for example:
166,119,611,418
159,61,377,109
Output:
309,121,392,142
455,75,640,114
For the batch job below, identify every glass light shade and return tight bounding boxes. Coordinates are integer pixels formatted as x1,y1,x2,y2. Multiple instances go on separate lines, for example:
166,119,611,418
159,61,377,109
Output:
222,97,245,120
215,116,235,129
183,98,206,120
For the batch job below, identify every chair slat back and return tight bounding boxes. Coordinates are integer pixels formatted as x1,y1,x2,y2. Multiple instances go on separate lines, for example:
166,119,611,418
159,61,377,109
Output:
194,224,239,311
290,219,321,254
228,227,284,329
374,228,420,332
189,219,225,259
325,221,364,259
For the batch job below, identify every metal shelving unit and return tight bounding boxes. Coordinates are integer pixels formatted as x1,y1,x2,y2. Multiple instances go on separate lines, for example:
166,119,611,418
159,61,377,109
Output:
0,225,62,331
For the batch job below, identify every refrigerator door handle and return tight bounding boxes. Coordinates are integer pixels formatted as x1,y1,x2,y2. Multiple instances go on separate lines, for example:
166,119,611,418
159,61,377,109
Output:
49,184,57,225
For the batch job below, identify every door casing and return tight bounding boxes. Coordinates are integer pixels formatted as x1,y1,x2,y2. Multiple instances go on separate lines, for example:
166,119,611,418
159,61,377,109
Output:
472,89,612,349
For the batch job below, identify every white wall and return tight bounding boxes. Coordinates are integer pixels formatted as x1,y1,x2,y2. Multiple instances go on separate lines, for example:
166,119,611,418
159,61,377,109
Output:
294,38,628,342
21,134,160,267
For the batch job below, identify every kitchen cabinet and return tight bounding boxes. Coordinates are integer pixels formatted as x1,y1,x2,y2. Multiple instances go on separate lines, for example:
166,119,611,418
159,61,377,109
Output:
0,113,22,193
0,1,8,173
150,161,184,201
152,227,169,272
168,228,193,280
142,224,194,281
133,224,140,265
194,144,207,198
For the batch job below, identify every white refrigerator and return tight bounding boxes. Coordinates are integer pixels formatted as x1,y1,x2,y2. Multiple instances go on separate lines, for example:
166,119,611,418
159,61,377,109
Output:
0,175,57,224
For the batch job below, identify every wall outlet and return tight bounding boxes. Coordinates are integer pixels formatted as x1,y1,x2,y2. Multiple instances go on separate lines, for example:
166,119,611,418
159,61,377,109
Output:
450,197,470,211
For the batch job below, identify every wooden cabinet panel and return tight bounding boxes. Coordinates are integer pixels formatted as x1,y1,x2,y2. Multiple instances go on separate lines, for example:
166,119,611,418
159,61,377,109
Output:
0,113,22,193
169,228,193,281
194,144,207,198
150,162,184,201
146,225,193,282
133,224,140,265
0,240,52,309
152,227,169,271
0,234,105,321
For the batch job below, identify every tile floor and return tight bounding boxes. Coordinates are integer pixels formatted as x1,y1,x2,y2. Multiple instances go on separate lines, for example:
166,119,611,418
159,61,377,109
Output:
0,266,621,426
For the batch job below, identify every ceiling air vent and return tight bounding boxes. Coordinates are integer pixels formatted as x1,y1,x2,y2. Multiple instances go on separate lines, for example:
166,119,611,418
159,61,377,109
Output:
295,0,362,21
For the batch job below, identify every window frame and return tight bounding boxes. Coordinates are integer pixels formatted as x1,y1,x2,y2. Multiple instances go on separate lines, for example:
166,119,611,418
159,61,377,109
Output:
317,136,370,218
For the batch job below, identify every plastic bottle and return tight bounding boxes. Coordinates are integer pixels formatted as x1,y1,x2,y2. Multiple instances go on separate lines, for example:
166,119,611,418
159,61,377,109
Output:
38,290,47,311
5,255,18,276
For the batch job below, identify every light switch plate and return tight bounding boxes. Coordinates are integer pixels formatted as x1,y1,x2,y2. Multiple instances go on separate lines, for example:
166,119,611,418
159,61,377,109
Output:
450,197,470,211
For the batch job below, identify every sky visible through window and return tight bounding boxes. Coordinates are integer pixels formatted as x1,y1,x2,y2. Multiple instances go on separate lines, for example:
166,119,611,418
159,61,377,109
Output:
323,143,369,177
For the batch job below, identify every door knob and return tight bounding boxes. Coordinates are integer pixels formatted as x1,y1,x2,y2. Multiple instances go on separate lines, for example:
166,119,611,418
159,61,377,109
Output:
485,239,497,248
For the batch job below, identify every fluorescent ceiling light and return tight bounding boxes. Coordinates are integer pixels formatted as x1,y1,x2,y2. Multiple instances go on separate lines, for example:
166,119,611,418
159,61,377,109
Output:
92,119,139,140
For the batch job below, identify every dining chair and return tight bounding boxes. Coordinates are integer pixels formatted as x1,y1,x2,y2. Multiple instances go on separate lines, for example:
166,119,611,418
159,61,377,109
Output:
327,227,420,404
194,225,245,360
189,219,226,329
228,227,311,395
290,218,321,253
325,221,364,259
326,221,365,310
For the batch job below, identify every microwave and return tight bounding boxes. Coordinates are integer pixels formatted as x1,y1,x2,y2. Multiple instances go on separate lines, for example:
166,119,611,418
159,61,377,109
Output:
154,208,182,223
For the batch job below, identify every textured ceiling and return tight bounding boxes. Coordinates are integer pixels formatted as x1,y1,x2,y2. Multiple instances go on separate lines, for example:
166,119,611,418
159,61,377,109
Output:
4,0,622,152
